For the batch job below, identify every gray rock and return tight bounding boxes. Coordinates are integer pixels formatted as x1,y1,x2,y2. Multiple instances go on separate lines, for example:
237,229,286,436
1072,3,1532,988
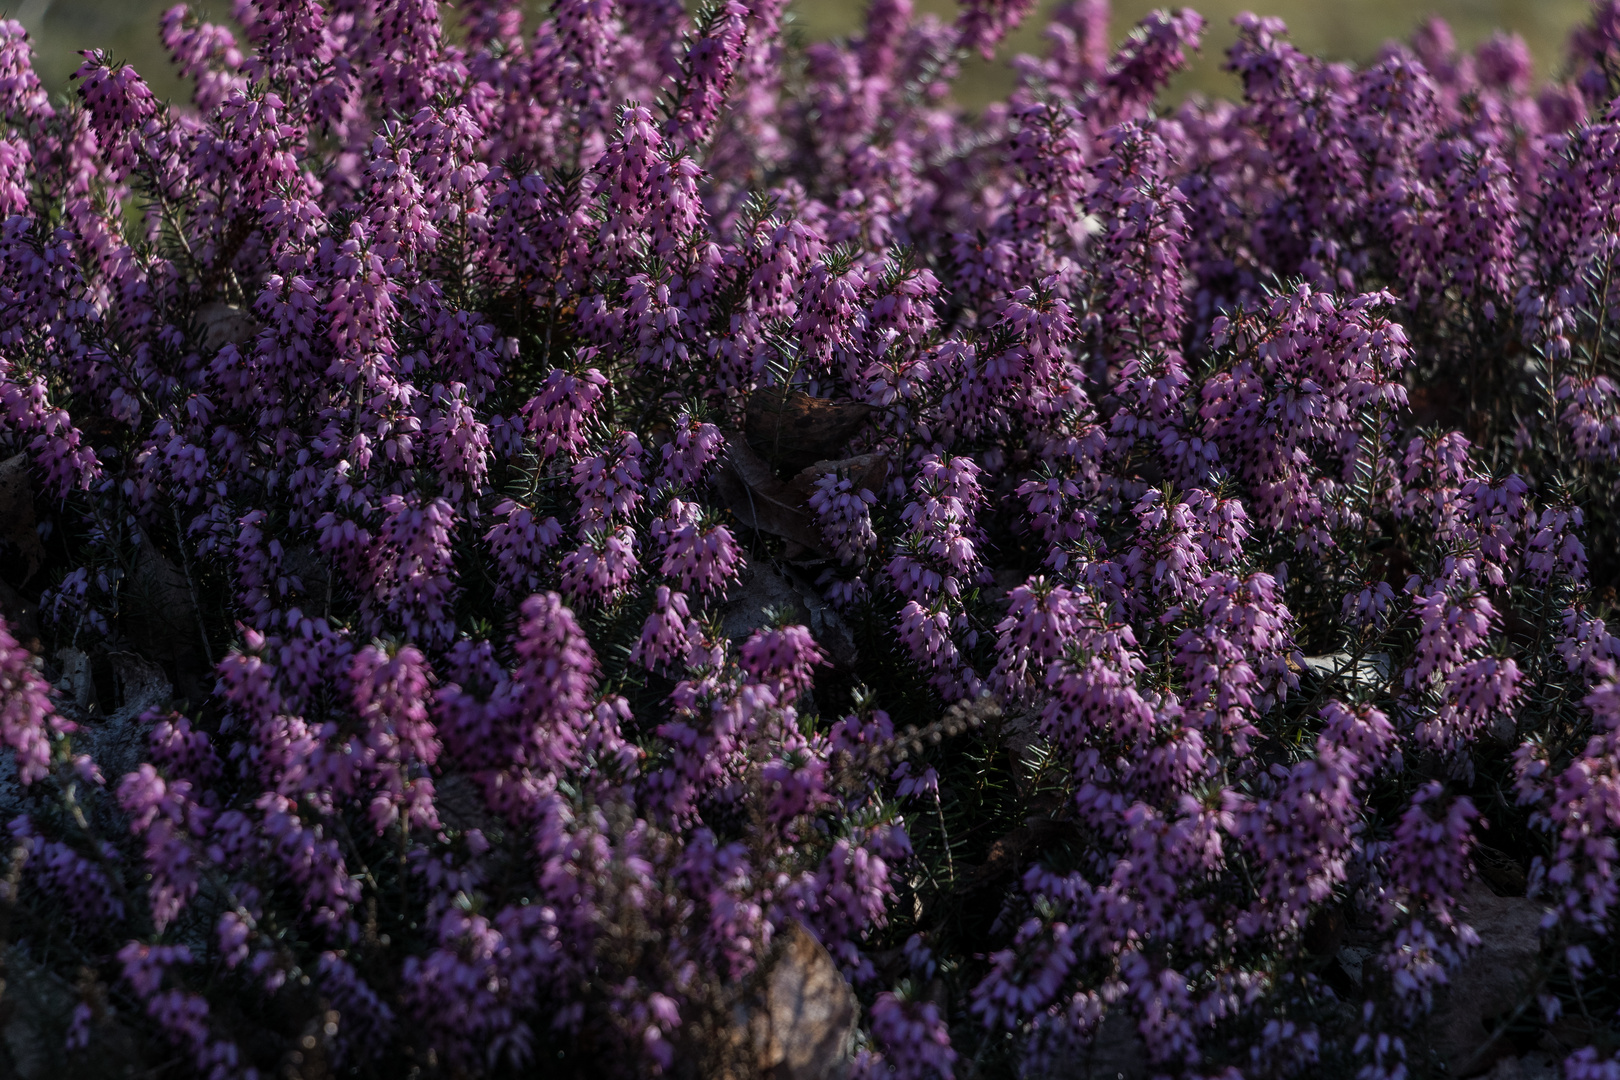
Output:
749,921,858,1080
71,651,172,783
0,949,73,1080
1080,1010,1147,1080
0,948,143,1079
53,648,97,713
1336,945,1374,987
1482,1053,1560,1080
1428,879,1548,1076
107,650,173,722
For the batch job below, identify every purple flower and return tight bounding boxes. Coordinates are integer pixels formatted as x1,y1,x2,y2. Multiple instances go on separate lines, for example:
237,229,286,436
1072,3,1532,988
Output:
0,619,68,784
654,498,743,595
560,525,639,603
633,585,711,672
956,0,1039,61
861,991,957,1079
6,0,1620,1073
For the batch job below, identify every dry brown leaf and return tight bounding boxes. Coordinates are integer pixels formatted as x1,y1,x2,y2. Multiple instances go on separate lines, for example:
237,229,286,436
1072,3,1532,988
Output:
715,433,896,561
784,452,891,506
745,388,876,477
714,434,828,553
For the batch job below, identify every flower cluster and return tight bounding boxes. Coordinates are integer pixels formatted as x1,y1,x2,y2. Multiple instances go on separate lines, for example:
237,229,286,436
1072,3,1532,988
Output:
3,0,1620,1077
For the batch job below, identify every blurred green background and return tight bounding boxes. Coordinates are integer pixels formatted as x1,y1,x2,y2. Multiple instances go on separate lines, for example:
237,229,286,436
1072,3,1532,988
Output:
800,0,1596,106
2,0,1597,109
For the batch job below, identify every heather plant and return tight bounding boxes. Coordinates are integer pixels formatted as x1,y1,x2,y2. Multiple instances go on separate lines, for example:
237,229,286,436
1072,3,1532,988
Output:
2,0,1620,1078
